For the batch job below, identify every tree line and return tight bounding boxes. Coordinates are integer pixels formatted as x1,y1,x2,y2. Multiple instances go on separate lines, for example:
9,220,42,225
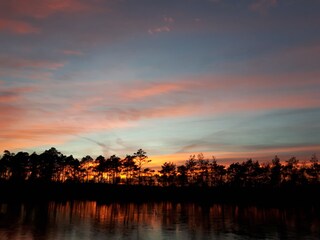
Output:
0,148,319,187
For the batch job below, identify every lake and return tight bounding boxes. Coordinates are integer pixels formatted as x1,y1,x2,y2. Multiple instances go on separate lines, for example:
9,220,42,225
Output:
0,201,319,239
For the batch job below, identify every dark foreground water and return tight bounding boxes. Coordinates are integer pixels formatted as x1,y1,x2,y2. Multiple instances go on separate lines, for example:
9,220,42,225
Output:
0,201,319,240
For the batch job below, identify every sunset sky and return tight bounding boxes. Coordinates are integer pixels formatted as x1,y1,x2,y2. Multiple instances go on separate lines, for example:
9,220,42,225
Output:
1,0,319,167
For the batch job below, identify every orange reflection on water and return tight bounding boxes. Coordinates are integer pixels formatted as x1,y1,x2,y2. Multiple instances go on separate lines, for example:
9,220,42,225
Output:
0,201,319,239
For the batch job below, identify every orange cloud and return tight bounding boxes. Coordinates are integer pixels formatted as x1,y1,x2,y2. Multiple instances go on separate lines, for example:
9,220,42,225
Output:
0,87,35,103
122,82,185,100
0,93,18,103
0,19,39,34
0,0,102,35
111,102,203,122
7,0,98,19
0,85,38,130
0,79,202,151
0,113,134,153
1,69,318,154
0,105,24,130
0,126,78,151
53,72,320,122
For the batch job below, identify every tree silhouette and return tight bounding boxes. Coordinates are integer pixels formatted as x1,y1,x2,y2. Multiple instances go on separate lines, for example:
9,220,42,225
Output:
283,156,299,185
196,153,210,186
64,155,80,182
133,149,151,185
28,152,41,181
0,147,319,189
185,155,197,185
122,155,137,185
209,157,226,187
227,162,246,187
177,165,188,187
308,153,320,184
95,155,107,182
242,159,262,187
269,155,282,187
0,150,13,180
108,155,122,184
80,155,94,182
9,151,29,182
141,168,155,185
38,148,62,182
160,162,176,186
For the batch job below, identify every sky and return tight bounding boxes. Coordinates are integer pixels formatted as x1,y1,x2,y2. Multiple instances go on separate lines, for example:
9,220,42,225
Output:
1,0,320,167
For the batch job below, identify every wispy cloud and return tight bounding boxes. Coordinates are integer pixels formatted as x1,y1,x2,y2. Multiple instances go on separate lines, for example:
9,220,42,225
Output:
0,69,54,81
249,0,278,14
106,101,203,122
0,19,39,34
0,87,35,103
0,85,37,131
148,15,175,35
163,16,174,23
3,0,99,19
148,26,170,34
0,0,102,35
1,71,319,156
61,49,83,56
219,42,320,75
121,82,185,100
0,55,65,70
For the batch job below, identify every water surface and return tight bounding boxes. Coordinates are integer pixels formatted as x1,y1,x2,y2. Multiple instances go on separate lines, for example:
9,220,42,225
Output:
0,201,319,239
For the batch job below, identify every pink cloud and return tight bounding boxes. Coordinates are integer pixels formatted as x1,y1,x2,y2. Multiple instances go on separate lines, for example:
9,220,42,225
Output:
148,15,174,35
0,56,65,70
0,85,37,131
108,101,204,122
0,0,102,35
0,93,19,103
0,125,79,151
121,82,185,100
0,97,133,152
214,92,320,114
163,16,174,23
6,0,98,19
1,68,319,153
0,69,54,81
57,72,320,121
0,104,23,129
203,72,320,93
180,73,320,114
61,49,83,56
271,43,320,68
0,80,133,151
0,19,39,34
148,26,171,34
0,84,36,103
250,0,278,14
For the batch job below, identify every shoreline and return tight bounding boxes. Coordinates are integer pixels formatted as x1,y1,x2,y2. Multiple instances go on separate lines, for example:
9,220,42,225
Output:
1,182,319,206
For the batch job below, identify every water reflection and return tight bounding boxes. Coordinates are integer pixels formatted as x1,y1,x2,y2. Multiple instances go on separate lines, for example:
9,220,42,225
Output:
0,201,319,239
